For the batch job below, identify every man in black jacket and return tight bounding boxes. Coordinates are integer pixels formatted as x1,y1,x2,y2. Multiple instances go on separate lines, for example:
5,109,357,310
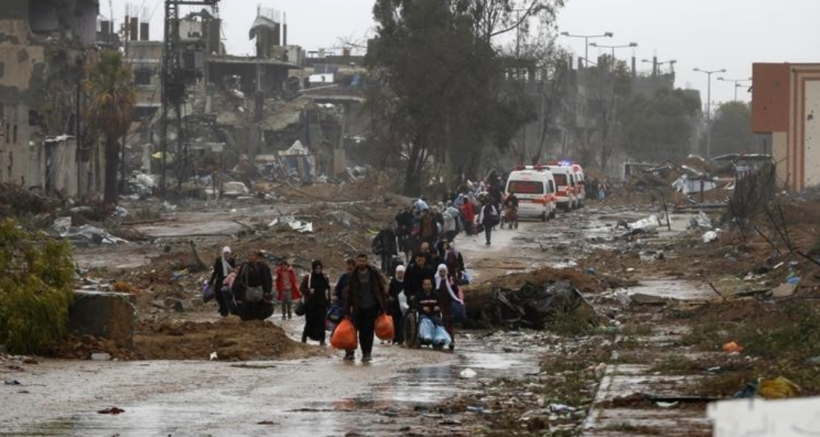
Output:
343,254,388,363
404,252,435,305
231,250,274,321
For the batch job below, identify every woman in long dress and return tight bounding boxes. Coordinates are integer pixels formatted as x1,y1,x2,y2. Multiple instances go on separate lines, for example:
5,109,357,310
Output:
300,260,330,345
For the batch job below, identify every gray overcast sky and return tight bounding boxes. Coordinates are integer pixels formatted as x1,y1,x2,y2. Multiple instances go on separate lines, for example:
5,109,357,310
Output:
113,0,820,105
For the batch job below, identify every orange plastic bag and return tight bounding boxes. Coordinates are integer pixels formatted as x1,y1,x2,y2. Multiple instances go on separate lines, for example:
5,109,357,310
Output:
331,318,358,350
375,313,394,341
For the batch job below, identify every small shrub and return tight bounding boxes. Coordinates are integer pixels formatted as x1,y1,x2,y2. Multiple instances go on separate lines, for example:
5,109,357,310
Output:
0,219,74,354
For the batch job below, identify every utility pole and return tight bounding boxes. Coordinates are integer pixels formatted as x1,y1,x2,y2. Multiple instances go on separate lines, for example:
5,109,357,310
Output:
159,0,220,197
694,68,726,160
718,77,751,101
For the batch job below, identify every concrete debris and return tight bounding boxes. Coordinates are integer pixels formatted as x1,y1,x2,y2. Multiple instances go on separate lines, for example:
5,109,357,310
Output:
689,211,713,230
53,217,128,245
222,182,250,198
702,231,719,243
459,368,477,379
628,215,661,232
268,216,314,234
327,210,358,226
90,353,112,361
491,280,596,329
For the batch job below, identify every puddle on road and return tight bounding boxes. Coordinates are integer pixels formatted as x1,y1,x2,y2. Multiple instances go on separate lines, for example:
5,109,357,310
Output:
10,333,542,437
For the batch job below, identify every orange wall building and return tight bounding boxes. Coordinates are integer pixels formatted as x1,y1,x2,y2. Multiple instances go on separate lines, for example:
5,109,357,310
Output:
752,63,820,191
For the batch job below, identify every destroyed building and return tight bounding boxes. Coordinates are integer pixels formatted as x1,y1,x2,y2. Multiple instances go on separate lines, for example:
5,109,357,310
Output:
0,0,106,197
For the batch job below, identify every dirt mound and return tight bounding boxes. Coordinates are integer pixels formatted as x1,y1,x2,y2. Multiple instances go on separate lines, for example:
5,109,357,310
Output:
135,318,321,361
51,319,323,361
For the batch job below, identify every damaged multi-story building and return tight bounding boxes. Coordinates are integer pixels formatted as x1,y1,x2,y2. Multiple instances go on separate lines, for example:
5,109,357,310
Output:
0,0,106,197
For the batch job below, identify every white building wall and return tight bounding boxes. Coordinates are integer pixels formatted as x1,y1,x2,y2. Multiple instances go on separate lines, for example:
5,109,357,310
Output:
805,80,820,188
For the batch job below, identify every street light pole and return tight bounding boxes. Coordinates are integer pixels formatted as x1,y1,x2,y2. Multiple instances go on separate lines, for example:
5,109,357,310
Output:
694,67,727,160
717,77,752,101
560,31,613,67
642,59,677,76
589,42,638,71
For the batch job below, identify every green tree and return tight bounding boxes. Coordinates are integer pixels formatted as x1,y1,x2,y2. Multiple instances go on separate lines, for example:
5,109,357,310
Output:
84,50,136,204
619,89,701,163
0,220,75,354
366,0,551,194
710,101,754,156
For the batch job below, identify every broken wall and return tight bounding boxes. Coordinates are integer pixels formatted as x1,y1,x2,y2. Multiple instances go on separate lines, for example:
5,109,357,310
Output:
0,3,103,195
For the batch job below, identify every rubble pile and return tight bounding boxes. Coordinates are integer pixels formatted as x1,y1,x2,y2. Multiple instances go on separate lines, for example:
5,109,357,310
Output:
465,266,634,328
604,155,742,207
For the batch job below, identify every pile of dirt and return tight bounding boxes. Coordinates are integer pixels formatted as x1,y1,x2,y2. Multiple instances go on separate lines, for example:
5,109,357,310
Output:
134,318,320,361
51,319,321,361
49,334,139,360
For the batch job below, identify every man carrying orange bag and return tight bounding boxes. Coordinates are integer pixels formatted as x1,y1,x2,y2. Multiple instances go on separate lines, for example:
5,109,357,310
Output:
343,253,388,363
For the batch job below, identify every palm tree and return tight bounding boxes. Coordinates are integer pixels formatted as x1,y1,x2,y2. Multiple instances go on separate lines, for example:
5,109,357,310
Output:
84,50,135,204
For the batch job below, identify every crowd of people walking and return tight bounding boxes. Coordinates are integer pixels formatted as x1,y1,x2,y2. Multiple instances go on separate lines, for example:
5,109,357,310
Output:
203,174,514,362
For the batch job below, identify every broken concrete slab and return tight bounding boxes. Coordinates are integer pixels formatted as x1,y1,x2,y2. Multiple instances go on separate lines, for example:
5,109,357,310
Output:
68,291,135,347
629,293,671,306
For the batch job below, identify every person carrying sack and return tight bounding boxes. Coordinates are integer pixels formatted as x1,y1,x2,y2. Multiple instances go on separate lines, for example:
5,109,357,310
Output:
343,254,388,363
232,250,274,321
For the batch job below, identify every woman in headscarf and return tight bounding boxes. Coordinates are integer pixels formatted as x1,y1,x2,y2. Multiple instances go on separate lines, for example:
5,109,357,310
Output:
436,264,464,351
388,265,407,345
300,260,331,346
208,246,236,317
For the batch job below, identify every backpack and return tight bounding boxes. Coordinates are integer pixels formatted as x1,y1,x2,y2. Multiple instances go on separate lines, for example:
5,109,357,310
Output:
486,206,500,226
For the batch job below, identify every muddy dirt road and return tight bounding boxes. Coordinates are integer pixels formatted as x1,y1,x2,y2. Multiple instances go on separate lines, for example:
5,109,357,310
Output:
2,215,574,437
1,207,706,436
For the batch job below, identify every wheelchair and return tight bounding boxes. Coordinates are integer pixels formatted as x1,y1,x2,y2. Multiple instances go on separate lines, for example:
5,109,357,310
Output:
403,307,449,351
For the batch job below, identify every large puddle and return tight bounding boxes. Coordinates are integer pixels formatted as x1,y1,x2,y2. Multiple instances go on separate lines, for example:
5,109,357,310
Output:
5,330,542,437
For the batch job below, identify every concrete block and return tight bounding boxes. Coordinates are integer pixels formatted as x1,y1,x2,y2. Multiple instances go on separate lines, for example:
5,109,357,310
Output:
68,291,135,347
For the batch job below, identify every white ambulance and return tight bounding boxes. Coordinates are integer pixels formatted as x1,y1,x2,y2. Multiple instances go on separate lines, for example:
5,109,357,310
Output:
505,165,557,221
546,165,579,212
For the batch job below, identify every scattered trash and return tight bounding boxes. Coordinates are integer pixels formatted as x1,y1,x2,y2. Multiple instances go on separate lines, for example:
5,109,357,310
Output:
586,268,596,275
769,282,798,299
4,380,21,386
723,341,744,354
52,218,128,245
702,231,719,243
459,368,477,379
758,377,800,399
162,201,178,212
97,407,125,415
548,403,577,413
656,401,679,408
327,210,359,226
268,216,314,234
588,363,607,378
210,352,218,361
689,211,713,230
628,215,661,232
222,182,250,198
466,406,486,414
90,353,112,361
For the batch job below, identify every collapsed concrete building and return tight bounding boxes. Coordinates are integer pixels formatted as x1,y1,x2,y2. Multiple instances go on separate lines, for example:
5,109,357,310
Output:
0,0,106,197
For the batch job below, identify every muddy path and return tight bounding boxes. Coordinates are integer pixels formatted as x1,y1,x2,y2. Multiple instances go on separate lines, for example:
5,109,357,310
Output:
1,206,705,436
